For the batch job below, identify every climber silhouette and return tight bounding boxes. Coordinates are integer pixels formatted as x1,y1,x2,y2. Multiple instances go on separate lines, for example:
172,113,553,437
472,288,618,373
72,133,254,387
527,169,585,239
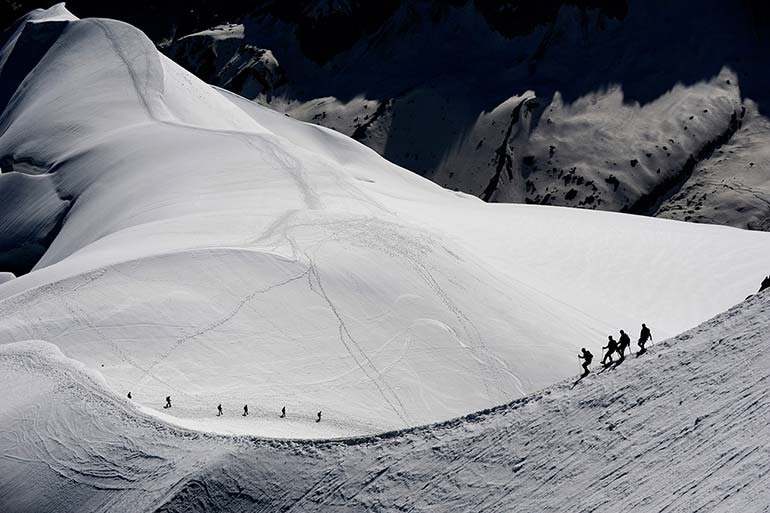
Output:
617,330,631,360
243,404,249,416
578,348,593,377
127,391,132,400
280,406,286,418
638,323,653,354
316,411,322,423
602,336,618,365
164,396,172,409
217,404,223,416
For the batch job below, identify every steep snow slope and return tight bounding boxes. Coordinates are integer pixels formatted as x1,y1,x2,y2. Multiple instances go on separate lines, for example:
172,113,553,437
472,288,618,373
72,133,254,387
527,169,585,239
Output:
2,289,769,512
1,6,769,438
166,0,770,230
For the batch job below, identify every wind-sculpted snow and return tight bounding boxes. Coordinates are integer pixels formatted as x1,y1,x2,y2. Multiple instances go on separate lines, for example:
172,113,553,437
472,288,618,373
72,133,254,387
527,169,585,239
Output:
0,5,770,441
2,291,770,512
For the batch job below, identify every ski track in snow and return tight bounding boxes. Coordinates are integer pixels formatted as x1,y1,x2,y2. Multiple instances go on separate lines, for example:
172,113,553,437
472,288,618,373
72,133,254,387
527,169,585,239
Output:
307,258,411,426
133,266,313,392
2,291,770,512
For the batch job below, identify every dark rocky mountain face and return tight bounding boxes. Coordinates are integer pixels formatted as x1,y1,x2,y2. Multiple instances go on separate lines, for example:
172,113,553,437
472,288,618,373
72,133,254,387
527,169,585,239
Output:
1,1,262,42
163,0,770,230
3,0,770,230
1,1,628,58
474,0,627,36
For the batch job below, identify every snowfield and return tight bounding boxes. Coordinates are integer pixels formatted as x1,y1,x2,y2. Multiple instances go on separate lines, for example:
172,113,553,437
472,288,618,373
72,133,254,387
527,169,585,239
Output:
2,287,770,512
2,5,770,512
1,3,770,446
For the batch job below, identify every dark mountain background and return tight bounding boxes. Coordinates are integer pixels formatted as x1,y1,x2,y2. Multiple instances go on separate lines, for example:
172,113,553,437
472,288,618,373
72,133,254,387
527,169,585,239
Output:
3,1,770,230
2,2,630,46
1,1,252,42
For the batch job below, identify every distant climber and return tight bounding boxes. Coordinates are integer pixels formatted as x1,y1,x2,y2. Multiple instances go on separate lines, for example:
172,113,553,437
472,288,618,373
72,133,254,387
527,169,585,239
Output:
617,330,631,360
638,323,653,354
164,396,172,409
217,404,223,416
316,411,322,423
578,348,593,377
127,391,132,400
760,275,770,294
602,336,618,365
243,404,249,416
280,406,286,418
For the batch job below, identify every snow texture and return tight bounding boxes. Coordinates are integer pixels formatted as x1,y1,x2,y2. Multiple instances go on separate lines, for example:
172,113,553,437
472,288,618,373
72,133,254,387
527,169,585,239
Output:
2,288,770,512
1,5,770,441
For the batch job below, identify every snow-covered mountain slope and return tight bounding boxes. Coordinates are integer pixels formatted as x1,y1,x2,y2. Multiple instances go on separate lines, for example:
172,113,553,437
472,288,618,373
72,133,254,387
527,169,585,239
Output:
1,5,769,438
166,0,770,230
2,288,770,512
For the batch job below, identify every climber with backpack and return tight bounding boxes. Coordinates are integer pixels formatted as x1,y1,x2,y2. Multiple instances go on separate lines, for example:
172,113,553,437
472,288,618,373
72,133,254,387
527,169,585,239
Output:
617,330,631,360
602,336,618,366
638,323,653,355
578,347,593,377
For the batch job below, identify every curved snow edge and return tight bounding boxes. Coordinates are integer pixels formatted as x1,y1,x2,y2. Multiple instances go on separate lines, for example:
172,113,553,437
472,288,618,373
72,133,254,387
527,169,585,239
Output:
4,292,760,447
